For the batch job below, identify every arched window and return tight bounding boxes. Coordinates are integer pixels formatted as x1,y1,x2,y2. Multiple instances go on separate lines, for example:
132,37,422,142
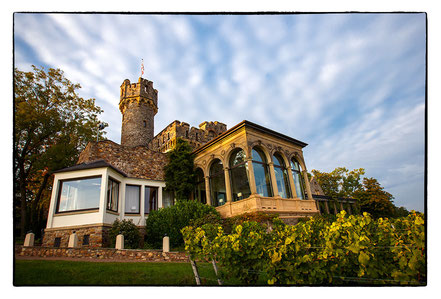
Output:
209,159,226,207
252,147,273,197
194,168,206,204
290,158,305,199
229,148,251,201
273,153,292,198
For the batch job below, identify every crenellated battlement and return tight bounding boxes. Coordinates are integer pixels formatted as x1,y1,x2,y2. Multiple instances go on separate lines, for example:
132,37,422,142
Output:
119,77,158,114
150,120,227,153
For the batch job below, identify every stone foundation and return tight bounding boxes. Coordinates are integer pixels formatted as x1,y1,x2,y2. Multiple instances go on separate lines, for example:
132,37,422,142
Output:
16,246,188,262
42,225,112,248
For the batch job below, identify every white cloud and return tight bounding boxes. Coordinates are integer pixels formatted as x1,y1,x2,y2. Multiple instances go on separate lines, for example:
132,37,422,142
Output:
14,13,426,211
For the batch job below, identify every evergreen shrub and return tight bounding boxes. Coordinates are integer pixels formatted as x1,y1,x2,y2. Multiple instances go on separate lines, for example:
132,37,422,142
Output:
145,200,221,248
108,219,141,249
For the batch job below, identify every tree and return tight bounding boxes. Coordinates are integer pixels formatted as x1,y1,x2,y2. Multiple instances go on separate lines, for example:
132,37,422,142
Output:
354,177,396,218
312,167,400,218
163,138,195,201
14,65,107,238
394,206,410,217
311,167,365,198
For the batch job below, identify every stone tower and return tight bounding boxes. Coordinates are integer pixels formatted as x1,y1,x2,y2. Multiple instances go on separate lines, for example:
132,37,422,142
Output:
119,77,158,147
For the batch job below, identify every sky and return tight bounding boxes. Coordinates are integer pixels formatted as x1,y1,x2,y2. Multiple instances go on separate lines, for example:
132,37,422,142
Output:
13,13,426,212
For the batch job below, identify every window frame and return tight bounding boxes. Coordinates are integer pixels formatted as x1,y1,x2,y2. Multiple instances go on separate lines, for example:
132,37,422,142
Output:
272,153,292,198
209,159,227,207
194,168,207,204
229,148,251,202
144,186,159,215
55,175,102,214
251,147,273,197
124,184,141,215
290,158,306,200
106,176,120,213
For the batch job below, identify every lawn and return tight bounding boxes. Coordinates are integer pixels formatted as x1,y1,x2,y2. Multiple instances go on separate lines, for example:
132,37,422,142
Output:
14,259,266,286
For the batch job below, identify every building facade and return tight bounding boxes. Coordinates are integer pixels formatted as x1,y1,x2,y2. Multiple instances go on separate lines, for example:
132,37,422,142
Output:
43,76,323,248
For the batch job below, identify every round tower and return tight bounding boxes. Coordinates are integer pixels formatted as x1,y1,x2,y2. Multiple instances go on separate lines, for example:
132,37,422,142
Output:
119,77,158,147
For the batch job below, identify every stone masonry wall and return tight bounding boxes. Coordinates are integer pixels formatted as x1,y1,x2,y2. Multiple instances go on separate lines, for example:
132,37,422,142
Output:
78,140,167,181
17,246,189,262
150,120,227,152
42,225,111,248
120,100,156,147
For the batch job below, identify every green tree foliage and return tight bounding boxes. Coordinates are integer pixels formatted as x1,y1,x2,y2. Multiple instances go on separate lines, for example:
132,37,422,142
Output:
108,219,141,249
311,167,365,198
182,211,426,285
14,65,107,238
163,138,195,201
354,177,396,218
145,200,221,248
312,167,408,218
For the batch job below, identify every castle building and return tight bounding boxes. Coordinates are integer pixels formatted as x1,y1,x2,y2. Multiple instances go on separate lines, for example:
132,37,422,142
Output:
42,75,352,248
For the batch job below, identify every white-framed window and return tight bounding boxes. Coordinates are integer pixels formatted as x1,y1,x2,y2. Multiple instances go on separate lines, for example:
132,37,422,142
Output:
125,184,141,214
144,186,158,214
56,176,102,213
107,177,119,212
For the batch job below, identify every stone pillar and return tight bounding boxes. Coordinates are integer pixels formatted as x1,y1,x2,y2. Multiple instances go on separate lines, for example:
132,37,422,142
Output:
302,170,313,201
224,167,232,203
163,236,170,253
24,233,35,247
68,232,79,248
246,158,257,195
205,176,211,206
116,234,124,250
286,166,297,198
268,162,280,198
204,176,212,206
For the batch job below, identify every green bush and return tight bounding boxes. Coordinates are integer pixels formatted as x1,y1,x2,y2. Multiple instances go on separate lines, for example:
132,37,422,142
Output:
145,200,221,248
108,219,141,249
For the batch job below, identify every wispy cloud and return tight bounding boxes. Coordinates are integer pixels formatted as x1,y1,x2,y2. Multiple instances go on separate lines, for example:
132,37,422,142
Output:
14,13,426,211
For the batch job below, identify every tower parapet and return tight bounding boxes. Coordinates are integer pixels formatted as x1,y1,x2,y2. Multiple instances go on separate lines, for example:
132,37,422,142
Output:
150,120,227,152
120,77,158,147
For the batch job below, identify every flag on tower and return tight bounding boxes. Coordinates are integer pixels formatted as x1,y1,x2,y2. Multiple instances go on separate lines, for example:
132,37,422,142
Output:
141,59,145,76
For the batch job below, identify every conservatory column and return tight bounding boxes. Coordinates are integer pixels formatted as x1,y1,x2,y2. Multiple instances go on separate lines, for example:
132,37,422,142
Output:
245,158,257,194
223,166,232,203
286,165,298,198
302,170,313,201
204,176,212,206
268,162,280,198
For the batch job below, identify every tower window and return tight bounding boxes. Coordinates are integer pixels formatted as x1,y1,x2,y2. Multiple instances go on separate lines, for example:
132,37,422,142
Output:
143,121,146,128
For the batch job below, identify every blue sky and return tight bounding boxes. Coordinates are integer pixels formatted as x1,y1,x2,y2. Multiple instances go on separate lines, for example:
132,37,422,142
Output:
14,13,426,212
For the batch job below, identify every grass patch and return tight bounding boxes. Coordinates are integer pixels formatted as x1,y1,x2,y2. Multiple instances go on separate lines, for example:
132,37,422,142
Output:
14,260,267,286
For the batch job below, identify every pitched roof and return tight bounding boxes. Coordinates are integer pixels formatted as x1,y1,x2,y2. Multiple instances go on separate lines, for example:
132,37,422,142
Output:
53,160,128,177
192,120,308,155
